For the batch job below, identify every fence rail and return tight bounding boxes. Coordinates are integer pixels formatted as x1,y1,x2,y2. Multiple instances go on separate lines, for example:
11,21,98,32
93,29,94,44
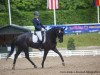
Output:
0,50,100,59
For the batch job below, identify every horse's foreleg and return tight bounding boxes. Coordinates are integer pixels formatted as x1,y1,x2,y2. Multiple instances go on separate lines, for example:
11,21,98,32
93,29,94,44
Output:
12,50,21,70
41,51,48,68
53,48,65,66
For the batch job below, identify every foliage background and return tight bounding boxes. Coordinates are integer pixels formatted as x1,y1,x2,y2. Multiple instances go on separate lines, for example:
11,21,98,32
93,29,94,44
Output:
0,0,97,26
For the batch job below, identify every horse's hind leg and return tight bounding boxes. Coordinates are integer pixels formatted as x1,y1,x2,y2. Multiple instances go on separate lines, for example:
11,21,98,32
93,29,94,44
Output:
12,49,22,70
24,49,37,68
53,48,65,66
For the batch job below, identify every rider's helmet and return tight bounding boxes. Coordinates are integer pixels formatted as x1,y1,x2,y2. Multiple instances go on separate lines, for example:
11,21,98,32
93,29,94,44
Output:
34,11,39,16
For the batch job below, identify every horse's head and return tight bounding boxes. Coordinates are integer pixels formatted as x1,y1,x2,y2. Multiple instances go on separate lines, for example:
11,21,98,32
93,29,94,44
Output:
55,27,65,43
47,27,65,43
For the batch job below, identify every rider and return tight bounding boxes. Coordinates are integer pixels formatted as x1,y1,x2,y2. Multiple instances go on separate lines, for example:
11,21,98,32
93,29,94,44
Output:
32,11,45,49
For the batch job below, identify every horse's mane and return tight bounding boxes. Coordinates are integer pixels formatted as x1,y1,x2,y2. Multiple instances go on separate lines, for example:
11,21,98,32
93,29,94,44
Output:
47,27,60,32
47,27,63,34
47,27,57,35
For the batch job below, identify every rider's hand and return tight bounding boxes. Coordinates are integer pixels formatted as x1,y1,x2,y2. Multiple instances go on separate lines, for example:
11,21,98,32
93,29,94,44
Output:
41,28,45,31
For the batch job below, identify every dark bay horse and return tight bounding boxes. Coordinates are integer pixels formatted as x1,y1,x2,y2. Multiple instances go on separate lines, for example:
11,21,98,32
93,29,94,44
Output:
6,27,65,69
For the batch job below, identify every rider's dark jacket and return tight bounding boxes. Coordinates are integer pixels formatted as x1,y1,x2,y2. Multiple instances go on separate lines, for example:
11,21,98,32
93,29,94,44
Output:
32,18,45,31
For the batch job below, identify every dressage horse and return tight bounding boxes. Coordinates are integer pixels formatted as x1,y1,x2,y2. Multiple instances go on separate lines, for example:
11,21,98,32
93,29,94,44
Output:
6,27,65,69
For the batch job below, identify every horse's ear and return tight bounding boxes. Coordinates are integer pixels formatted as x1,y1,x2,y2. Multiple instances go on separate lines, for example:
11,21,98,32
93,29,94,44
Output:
61,27,65,31
63,27,66,30
62,27,65,34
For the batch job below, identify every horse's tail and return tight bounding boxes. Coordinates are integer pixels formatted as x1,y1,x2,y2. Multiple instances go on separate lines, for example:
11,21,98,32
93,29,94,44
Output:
6,40,16,60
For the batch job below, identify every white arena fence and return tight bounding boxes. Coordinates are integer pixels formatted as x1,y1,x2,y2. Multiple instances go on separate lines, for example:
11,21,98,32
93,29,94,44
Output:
0,50,100,59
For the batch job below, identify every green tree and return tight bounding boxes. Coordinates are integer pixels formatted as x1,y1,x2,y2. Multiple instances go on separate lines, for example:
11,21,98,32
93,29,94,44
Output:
0,0,7,12
0,0,94,12
59,0,93,10
67,38,76,50
10,0,47,11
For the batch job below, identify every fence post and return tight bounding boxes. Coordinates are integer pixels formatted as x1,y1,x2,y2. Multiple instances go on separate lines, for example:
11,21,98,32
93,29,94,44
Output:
0,54,1,59
10,51,16,59
81,50,85,56
93,50,97,56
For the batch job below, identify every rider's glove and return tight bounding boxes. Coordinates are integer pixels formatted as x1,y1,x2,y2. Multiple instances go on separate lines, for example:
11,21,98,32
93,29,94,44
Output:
41,28,45,31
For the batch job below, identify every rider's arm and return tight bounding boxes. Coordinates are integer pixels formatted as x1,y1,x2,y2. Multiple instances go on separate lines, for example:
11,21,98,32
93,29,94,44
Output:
40,23,45,29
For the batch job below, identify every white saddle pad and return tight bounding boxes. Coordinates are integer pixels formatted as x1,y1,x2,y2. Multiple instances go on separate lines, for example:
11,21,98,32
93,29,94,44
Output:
32,31,46,43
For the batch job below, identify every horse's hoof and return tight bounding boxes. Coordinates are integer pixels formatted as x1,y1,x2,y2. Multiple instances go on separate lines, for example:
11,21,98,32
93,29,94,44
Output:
12,67,15,70
62,62,65,66
34,65,37,68
41,65,44,68
41,64,44,68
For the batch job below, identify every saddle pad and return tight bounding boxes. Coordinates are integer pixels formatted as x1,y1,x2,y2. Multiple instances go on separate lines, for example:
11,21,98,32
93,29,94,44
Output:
32,34,38,43
32,31,46,43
